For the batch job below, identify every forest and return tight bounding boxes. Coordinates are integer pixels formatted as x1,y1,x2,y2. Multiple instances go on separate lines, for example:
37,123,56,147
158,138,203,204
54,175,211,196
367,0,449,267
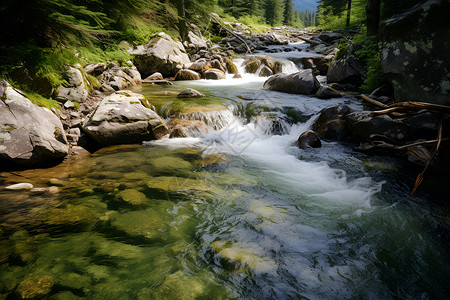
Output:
0,0,426,101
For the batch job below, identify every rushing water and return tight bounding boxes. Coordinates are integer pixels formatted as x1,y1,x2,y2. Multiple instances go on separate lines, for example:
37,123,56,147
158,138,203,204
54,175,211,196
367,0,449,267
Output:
1,52,449,299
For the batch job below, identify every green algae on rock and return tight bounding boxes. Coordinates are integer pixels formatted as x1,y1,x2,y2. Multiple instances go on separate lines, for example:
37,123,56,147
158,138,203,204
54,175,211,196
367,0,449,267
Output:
210,240,277,273
17,275,54,299
115,189,148,206
110,208,171,242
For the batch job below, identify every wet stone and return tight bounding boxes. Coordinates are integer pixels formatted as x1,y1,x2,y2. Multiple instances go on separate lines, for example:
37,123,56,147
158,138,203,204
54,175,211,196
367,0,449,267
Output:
4,183,33,191
17,275,54,299
154,271,206,300
210,240,277,273
56,272,91,290
146,176,209,194
49,291,82,300
110,208,170,241
36,205,95,228
116,189,148,205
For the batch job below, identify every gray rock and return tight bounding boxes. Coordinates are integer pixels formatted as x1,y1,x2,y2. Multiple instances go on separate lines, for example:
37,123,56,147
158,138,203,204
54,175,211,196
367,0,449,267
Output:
83,90,169,146
5,183,34,190
379,0,450,105
259,66,273,77
297,130,321,149
317,31,343,43
204,68,226,80
187,31,208,52
63,100,75,109
84,63,106,76
263,69,320,95
56,67,89,103
100,83,115,93
175,69,201,81
177,88,205,98
131,32,190,77
99,67,141,91
346,111,409,142
315,85,341,99
313,104,352,141
144,72,163,81
327,57,365,86
0,80,69,167
189,59,210,72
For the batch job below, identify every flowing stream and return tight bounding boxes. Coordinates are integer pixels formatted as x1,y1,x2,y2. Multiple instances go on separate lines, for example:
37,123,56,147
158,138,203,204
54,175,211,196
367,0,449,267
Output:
0,47,449,299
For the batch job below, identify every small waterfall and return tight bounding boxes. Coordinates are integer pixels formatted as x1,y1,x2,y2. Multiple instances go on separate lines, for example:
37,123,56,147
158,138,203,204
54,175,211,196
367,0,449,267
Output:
250,113,291,135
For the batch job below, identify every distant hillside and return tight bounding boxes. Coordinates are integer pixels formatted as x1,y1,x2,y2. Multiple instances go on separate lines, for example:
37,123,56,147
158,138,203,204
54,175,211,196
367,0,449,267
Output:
293,0,318,12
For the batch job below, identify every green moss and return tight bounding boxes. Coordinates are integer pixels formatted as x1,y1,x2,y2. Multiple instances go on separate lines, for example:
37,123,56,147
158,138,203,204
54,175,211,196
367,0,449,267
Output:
86,74,101,90
25,90,61,110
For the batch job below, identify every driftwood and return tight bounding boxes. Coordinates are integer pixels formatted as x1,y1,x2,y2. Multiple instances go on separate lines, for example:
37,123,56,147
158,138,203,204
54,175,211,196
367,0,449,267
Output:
209,14,252,54
359,94,450,195
361,94,388,108
411,118,444,196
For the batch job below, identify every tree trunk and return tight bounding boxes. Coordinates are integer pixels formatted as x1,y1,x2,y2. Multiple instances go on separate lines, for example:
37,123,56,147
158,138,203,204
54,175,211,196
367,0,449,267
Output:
177,0,187,40
366,0,381,36
346,0,352,28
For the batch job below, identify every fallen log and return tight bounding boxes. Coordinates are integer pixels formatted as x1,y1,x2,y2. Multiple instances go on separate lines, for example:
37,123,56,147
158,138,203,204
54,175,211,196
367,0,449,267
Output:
361,94,388,108
209,13,252,54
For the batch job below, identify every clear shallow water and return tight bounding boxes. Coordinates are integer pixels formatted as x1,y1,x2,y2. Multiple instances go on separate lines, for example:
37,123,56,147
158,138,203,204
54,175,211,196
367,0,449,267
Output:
1,62,450,299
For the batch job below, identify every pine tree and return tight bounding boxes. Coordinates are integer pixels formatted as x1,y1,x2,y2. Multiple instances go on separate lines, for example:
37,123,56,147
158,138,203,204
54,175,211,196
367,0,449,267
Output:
283,0,294,26
264,0,284,26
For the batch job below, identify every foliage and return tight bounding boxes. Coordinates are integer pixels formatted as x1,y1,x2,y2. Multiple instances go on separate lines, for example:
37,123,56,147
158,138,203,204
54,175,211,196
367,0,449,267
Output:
318,0,366,31
349,34,387,93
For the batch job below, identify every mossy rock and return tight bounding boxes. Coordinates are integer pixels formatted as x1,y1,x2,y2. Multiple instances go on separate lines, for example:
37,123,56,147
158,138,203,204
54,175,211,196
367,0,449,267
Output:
36,205,96,228
56,272,91,291
154,271,206,300
115,189,148,206
174,69,201,81
249,200,287,225
17,275,54,299
110,208,171,242
224,58,239,74
194,154,229,166
147,156,193,177
210,240,277,273
146,176,209,194
244,58,261,74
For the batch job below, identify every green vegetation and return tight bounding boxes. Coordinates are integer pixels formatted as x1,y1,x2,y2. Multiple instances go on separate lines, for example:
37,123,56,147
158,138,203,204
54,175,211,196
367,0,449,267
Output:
24,90,61,110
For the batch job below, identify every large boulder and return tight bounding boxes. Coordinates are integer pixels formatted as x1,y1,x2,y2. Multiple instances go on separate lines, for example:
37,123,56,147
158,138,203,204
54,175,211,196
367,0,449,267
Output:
263,69,320,95
0,80,69,167
55,66,89,103
297,130,322,149
326,57,365,86
313,104,352,141
83,90,168,146
204,68,226,80
175,69,201,81
131,32,190,78
346,111,409,142
379,0,450,105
